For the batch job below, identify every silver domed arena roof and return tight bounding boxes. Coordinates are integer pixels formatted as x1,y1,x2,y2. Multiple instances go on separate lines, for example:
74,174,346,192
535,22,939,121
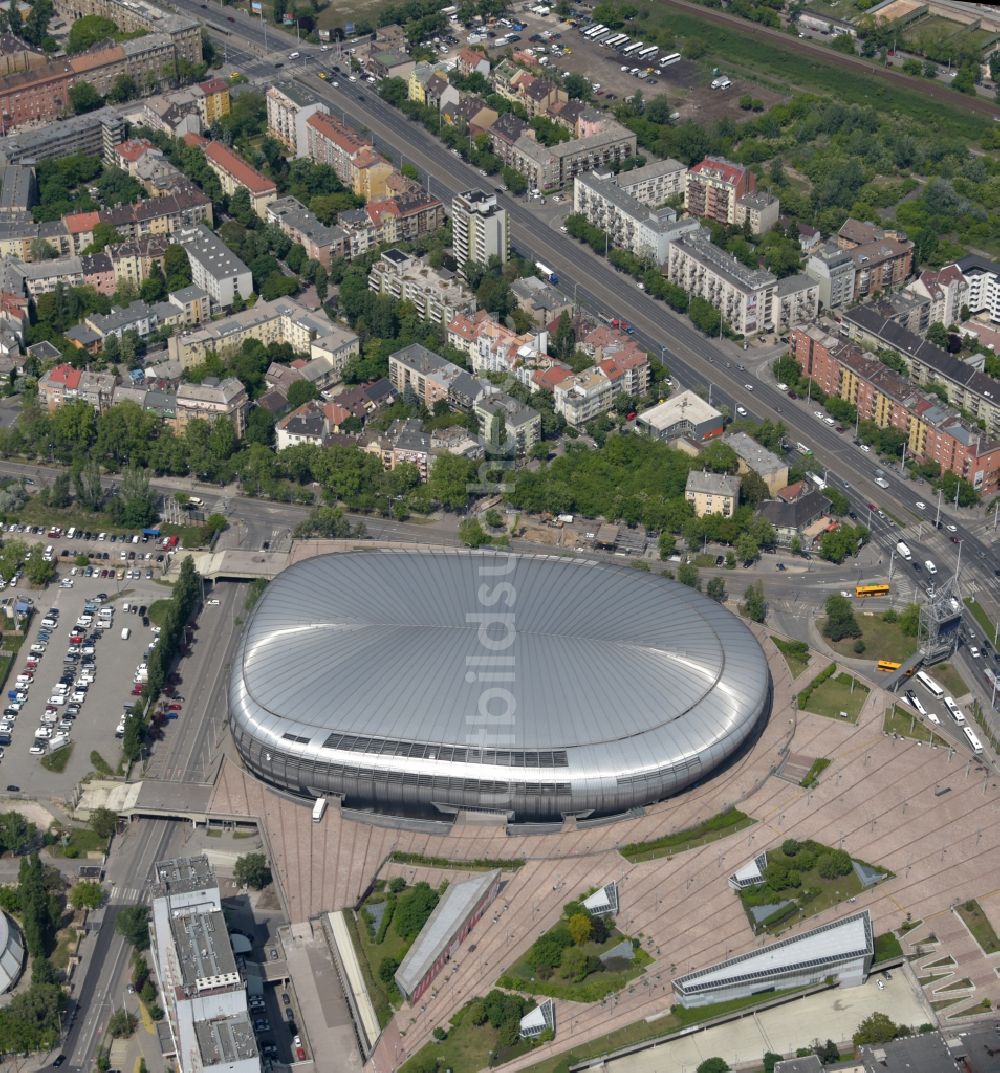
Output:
229,550,771,821
0,911,25,993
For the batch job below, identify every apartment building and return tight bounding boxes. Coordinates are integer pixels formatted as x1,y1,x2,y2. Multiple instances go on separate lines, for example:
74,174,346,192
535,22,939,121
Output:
552,368,614,427
573,170,698,264
474,390,541,456
364,189,445,245
202,141,277,218
175,377,249,438
38,363,117,412
685,470,740,518
4,255,84,297
167,297,355,369
905,265,968,329
55,0,201,62
666,228,777,336
0,63,73,128
839,306,1000,436
451,189,509,271
0,106,124,165
954,254,1000,323
149,857,259,1073
175,225,253,309
724,431,788,494
306,111,373,186
352,150,396,203
0,164,36,220
792,323,1000,490
102,187,212,241
685,157,755,227
362,417,433,479
733,190,780,236
266,81,329,158
266,197,343,268
106,234,173,290
85,298,158,341
369,250,476,325
193,77,230,125
616,158,687,206
771,274,820,334
804,243,855,310
389,343,485,411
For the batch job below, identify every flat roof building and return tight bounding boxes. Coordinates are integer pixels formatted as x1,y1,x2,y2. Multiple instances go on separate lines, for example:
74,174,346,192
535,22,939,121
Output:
724,430,788,494
176,225,253,309
636,390,725,445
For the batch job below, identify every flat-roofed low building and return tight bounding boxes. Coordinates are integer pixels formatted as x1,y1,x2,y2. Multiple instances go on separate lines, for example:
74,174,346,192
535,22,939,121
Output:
685,469,740,518
673,911,874,1008
724,430,788,494
369,249,475,325
395,871,501,1003
636,390,724,445
0,164,36,220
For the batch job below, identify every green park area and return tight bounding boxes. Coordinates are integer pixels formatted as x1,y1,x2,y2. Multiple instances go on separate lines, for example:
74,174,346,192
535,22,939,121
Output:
965,599,997,644
956,900,1000,955
497,898,652,1003
883,705,947,747
932,663,969,700
738,839,891,934
827,608,919,665
798,665,869,723
350,879,443,1027
800,758,831,789
620,808,753,863
771,637,810,677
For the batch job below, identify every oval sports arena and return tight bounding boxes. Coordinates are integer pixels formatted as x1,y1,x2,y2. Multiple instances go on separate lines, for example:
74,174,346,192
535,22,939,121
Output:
228,550,771,822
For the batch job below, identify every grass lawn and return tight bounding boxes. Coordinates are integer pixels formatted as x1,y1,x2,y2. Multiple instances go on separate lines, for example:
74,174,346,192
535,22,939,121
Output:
873,932,903,962
620,807,753,863
802,672,868,722
883,705,947,747
41,743,73,773
51,925,80,973
828,614,918,664
932,662,969,699
800,757,830,788
739,840,890,934
965,599,997,643
147,599,173,627
49,825,107,858
771,637,810,677
399,999,538,1073
956,900,1000,955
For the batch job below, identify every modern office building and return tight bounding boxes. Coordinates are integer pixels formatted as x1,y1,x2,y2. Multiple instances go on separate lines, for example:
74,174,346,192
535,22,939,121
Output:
451,189,509,272
228,551,771,821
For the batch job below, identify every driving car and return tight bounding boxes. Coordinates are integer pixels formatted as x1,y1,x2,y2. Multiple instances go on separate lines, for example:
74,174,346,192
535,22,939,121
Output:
915,501,926,510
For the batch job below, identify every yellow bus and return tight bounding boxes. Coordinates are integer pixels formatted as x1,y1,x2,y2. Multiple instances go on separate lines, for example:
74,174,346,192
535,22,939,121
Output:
876,659,902,672
855,580,890,598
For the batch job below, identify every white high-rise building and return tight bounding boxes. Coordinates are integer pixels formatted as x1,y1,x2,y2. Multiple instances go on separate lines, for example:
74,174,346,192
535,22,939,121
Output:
451,189,509,273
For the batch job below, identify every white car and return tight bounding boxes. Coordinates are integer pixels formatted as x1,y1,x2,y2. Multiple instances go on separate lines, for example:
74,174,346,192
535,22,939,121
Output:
29,644,46,655
320,44,329,50
288,51,300,59
29,743,47,755
823,417,835,425
813,410,824,419
859,444,870,452
35,726,53,739
736,405,747,416
71,690,87,704
969,646,981,659
945,524,957,533
915,501,926,510
0,721,12,734
925,711,941,725
348,74,357,82
47,695,66,707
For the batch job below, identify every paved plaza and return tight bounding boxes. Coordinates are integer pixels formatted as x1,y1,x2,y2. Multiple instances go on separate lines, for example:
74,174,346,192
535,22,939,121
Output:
209,627,1000,1071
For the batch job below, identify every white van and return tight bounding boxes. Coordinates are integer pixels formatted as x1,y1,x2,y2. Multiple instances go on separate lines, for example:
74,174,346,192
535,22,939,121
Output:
67,527,76,540
187,496,203,508
121,627,130,641
44,545,54,560
99,606,113,619
924,560,938,575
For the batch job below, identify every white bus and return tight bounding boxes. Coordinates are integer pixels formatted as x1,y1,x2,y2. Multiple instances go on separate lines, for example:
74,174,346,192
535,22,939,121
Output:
915,669,945,699
593,28,612,40
638,45,658,59
659,51,681,65
963,726,983,754
943,696,966,724
614,37,632,50
585,24,606,37
604,33,627,47
622,41,644,55
312,797,328,822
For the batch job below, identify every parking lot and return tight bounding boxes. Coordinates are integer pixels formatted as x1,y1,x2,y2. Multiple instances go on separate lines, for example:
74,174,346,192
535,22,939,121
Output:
2,527,182,796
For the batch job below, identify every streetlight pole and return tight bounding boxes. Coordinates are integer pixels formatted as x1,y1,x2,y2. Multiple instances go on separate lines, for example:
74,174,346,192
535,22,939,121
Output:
935,487,942,529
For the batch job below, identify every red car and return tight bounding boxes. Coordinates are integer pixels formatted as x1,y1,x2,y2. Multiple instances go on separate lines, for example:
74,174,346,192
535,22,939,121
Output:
167,703,182,712
19,668,33,678
131,685,143,696
69,635,83,645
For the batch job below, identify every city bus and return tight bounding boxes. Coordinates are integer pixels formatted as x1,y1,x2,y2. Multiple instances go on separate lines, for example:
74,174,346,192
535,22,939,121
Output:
963,726,983,755
855,580,890,598
915,669,945,699
876,660,901,673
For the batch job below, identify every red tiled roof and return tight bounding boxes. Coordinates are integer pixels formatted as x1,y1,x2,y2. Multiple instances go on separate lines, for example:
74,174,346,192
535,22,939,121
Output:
532,365,572,390
63,211,101,235
182,132,207,147
47,363,82,389
198,78,229,95
203,141,276,197
69,45,124,74
689,156,749,185
115,139,156,164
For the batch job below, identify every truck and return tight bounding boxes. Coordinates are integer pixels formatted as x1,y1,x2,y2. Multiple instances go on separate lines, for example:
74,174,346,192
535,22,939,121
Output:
895,540,911,561
312,798,327,823
534,261,558,284
808,472,827,491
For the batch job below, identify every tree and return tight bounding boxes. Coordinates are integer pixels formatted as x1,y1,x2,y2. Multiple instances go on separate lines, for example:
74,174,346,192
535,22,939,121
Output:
109,74,139,102
70,80,102,114
70,881,104,910
559,945,591,981
163,243,193,291
0,811,37,855
18,853,57,958
25,547,56,587
90,807,119,841
458,518,490,548
823,594,861,641
853,1011,899,1045
286,379,319,408
393,883,439,940
740,580,766,623
67,13,118,52
108,1010,136,1039
113,465,156,528
706,576,726,603
116,905,150,950
677,560,700,589
378,956,400,983
735,532,760,564
233,852,272,890
140,263,167,303
696,1060,731,1073
567,912,592,945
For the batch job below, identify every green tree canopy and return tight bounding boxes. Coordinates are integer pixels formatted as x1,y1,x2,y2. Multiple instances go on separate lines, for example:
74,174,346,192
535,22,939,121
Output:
233,852,272,890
